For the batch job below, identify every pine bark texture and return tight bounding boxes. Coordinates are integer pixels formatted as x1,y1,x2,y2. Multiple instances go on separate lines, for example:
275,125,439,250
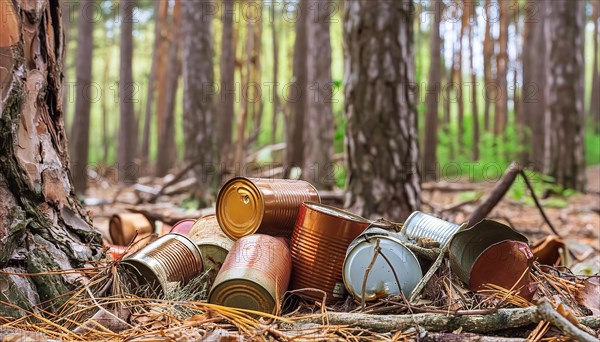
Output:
117,0,137,182
285,0,307,176
182,1,216,202
543,0,586,191
423,0,442,181
0,0,102,317
343,0,421,221
483,0,493,133
591,0,600,129
522,0,546,171
494,0,509,136
303,0,334,189
219,0,235,169
70,0,95,194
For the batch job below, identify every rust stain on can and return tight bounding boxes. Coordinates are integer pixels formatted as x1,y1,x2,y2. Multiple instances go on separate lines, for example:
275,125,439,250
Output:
188,215,235,282
208,234,291,314
216,177,320,240
121,233,203,294
290,202,370,304
170,219,197,236
109,213,153,246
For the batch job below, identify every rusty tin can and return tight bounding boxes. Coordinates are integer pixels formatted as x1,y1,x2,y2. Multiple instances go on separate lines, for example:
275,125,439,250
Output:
449,219,535,298
208,234,291,314
402,211,460,246
109,213,153,246
188,215,235,282
343,229,422,301
170,219,197,236
290,202,370,303
121,233,203,294
216,177,321,240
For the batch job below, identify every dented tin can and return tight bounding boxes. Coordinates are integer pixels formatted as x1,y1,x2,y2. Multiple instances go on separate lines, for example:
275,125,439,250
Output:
208,234,291,314
121,233,203,294
402,211,460,246
449,219,535,298
188,215,235,282
170,219,197,236
290,202,370,304
216,177,321,240
109,213,153,246
343,229,422,301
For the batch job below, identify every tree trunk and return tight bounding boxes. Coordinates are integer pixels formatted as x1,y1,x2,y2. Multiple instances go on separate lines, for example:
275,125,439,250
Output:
303,0,334,189
70,0,95,195
343,0,421,221
494,0,509,136
182,0,216,204
522,0,546,171
101,25,113,165
285,0,308,177
457,0,466,155
155,0,181,177
483,0,493,133
0,0,102,316
61,0,75,130
543,0,586,191
423,0,442,181
469,9,479,161
271,8,280,144
118,0,137,182
234,10,253,168
155,0,169,150
219,0,235,171
591,0,600,130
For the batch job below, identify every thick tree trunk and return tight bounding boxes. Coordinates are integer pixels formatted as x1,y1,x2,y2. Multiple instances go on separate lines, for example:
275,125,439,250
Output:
543,0,586,191
0,0,102,317
219,0,235,171
483,0,493,133
494,0,509,136
469,12,479,161
234,14,253,168
343,0,421,221
303,0,334,189
591,0,600,130
423,0,442,181
522,0,546,171
118,0,137,182
182,1,216,203
284,0,307,177
155,0,169,149
70,0,95,195
155,0,181,177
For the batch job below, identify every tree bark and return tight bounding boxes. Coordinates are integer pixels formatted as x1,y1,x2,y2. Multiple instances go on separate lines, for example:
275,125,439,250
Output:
522,0,546,171
0,0,102,317
423,0,442,181
155,0,169,150
303,0,334,189
155,0,181,177
118,0,138,182
494,0,509,137
70,0,95,195
456,0,466,155
219,0,235,172
182,0,216,204
591,0,600,130
469,10,480,161
543,0,586,191
483,0,494,133
343,0,421,221
284,0,308,177
271,12,280,144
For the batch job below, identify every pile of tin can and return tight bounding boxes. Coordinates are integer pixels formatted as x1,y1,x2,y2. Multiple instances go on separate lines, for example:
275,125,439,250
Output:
111,176,538,314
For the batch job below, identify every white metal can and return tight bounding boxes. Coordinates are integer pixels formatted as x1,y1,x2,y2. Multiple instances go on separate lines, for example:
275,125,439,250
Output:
401,211,460,246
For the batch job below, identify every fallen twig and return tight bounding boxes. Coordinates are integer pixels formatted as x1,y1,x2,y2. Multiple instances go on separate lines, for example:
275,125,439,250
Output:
518,170,561,237
536,299,597,342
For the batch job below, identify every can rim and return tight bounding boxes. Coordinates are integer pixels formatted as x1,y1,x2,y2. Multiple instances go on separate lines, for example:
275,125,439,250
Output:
302,202,370,223
208,277,276,314
216,177,265,240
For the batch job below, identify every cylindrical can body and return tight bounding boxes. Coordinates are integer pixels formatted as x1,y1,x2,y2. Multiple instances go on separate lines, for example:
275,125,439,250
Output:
109,213,153,246
121,233,203,294
170,219,197,236
208,234,291,314
107,233,157,259
188,215,235,282
343,231,422,301
402,211,460,246
290,202,370,303
216,177,321,240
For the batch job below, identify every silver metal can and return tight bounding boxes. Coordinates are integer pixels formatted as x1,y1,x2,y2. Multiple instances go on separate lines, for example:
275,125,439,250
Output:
401,211,460,245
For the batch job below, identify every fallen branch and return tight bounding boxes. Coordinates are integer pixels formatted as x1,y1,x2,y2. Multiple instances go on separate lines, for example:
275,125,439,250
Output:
404,243,441,262
146,161,200,203
422,332,525,342
124,206,215,226
536,299,597,342
519,171,561,237
467,162,522,227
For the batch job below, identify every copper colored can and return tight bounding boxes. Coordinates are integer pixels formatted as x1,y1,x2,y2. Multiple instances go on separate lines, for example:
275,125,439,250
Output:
170,219,197,236
107,233,158,259
216,177,320,240
290,202,370,304
121,233,203,294
109,213,153,246
208,234,291,314
188,215,235,282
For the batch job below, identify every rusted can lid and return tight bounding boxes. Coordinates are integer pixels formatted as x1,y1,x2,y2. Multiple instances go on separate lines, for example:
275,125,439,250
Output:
343,235,422,301
216,177,265,240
